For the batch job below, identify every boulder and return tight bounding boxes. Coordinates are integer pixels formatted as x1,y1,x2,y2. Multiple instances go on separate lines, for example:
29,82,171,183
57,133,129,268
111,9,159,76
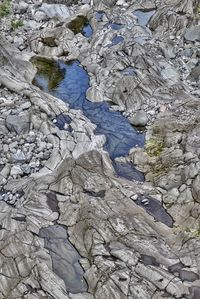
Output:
129,110,148,126
6,112,30,134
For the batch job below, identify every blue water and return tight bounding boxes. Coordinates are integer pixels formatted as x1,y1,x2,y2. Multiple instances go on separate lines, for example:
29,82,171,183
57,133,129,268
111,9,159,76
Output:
34,60,144,161
95,11,105,21
82,24,93,38
107,36,124,48
120,67,137,76
133,9,155,27
105,23,124,30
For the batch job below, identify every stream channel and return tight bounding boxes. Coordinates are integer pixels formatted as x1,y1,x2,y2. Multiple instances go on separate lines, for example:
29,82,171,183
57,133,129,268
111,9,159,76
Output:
32,8,174,295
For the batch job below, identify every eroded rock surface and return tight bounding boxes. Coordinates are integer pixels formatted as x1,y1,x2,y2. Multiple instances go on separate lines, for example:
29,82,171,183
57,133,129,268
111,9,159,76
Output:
0,0,200,298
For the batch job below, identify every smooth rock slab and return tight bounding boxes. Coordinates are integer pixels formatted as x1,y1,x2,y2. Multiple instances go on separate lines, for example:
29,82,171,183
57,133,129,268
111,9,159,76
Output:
39,225,87,294
184,25,200,42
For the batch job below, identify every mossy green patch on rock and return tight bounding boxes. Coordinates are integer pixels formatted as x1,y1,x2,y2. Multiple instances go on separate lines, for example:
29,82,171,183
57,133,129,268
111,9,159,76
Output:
31,57,65,90
10,19,23,30
0,0,11,17
68,15,88,34
145,136,164,157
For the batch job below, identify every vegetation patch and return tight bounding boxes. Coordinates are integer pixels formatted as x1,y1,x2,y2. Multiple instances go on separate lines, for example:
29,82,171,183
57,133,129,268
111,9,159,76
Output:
145,136,164,157
10,19,23,30
0,0,11,17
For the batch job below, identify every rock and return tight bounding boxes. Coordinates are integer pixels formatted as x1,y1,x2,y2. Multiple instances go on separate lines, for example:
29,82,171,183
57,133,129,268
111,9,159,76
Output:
13,36,24,48
187,65,200,82
129,110,148,126
10,165,23,176
33,11,47,22
12,150,26,163
184,25,200,42
38,4,71,21
14,1,28,13
6,112,30,134
21,102,31,110
192,175,200,203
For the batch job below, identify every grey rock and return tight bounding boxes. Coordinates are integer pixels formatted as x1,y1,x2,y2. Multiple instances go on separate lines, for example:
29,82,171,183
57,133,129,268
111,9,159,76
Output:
14,1,28,13
6,112,30,134
187,65,200,82
10,165,23,176
192,175,200,203
129,110,148,126
184,25,200,42
12,149,26,163
39,4,71,21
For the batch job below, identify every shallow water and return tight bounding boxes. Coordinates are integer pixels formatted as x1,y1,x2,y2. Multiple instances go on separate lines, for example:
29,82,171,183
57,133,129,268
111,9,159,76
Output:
120,67,137,76
95,11,105,21
33,59,145,161
133,9,155,27
68,16,93,38
107,35,124,47
105,22,124,30
134,194,174,227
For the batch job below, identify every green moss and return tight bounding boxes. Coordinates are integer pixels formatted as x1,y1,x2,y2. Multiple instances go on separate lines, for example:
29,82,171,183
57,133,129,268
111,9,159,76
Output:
0,0,11,17
146,137,164,157
68,15,88,34
31,57,65,90
10,19,23,30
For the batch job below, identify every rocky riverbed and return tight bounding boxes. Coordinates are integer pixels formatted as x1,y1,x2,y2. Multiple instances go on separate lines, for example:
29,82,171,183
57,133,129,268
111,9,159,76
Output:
0,0,200,298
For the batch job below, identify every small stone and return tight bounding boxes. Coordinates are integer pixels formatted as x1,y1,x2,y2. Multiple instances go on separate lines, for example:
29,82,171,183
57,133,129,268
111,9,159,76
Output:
12,150,26,163
131,194,138,201
10,165,23,176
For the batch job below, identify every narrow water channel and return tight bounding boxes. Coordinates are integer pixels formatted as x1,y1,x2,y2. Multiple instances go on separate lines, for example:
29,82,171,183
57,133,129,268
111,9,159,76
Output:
33,58,145,181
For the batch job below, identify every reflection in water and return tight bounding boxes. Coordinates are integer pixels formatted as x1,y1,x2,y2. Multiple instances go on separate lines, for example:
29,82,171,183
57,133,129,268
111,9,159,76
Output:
107,35,124,48
105,22,124,30
133,9,155,27
68,15,93,38
95,11,105,21
32,57,65,90
34,59,144,158
33,59,145,178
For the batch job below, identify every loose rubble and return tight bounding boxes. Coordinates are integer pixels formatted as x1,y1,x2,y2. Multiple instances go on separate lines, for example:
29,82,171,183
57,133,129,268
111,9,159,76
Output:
0,0,200,298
